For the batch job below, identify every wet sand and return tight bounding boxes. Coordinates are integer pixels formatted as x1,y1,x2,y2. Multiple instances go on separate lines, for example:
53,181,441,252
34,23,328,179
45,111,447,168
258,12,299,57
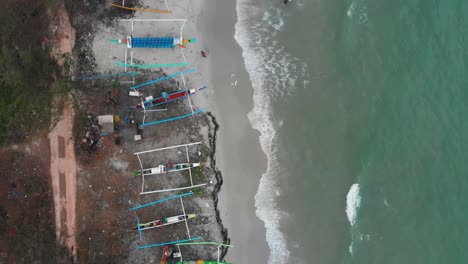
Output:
196,0,270,262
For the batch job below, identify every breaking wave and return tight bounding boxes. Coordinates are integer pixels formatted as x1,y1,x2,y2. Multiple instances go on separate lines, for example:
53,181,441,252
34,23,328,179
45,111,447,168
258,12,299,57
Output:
346,183,361,256
234,1,307,263
346,183,361,227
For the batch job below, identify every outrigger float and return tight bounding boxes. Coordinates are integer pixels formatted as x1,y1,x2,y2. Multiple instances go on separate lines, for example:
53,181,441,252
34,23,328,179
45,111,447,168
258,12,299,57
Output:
111,0,172,14
160,242,233,264
131,192,200,245
131,86,206,110
134,142,209,194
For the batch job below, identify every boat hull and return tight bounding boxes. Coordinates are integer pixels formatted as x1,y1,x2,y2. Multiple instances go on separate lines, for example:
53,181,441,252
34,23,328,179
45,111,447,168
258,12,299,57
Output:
133,86,206,109
133,214,195,231
140,162,200,176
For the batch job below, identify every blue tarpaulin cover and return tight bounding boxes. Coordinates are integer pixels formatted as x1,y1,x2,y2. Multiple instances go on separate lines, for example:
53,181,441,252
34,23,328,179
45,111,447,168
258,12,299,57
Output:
131,37,175,48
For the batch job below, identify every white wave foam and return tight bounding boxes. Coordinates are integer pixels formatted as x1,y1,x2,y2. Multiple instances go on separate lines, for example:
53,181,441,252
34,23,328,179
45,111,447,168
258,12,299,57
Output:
346,183,361,227
347,0,368,24
384,199,390,207
346,184,361,257
349,241,354,255
234,1,308,263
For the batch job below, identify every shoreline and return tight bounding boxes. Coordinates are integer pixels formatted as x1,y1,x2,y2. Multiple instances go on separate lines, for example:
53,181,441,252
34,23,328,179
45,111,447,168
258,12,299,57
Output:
197,0,271,262
206,113,231,259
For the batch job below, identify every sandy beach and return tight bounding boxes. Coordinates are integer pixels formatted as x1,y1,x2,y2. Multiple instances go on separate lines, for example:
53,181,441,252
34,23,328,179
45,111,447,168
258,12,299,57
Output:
196,0,271,262
89,0,271,262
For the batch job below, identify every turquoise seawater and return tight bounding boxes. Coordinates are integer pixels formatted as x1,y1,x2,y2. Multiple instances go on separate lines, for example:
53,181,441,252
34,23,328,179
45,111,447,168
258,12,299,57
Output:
340,1,468,263
252,0,468,263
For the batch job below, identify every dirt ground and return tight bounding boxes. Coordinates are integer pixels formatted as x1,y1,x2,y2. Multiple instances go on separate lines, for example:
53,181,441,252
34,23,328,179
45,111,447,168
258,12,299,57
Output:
0,140,72,262
48,2,76,67
47,1,79,259
48,100,78,257
69,66,225,263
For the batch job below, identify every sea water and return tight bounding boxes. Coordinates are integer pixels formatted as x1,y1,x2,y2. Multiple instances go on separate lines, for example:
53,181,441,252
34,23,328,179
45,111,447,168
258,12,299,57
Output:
236,0,468,263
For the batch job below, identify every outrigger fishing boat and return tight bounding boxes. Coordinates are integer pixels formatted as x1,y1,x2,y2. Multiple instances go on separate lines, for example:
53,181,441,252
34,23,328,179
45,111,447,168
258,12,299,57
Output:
115,19,192,70
134,162,200,177
160,242,233,264
132,86,206,110
131,192,201,246
126,69,206,128
133,214,195,231
134,142,208,194
116,36,196,49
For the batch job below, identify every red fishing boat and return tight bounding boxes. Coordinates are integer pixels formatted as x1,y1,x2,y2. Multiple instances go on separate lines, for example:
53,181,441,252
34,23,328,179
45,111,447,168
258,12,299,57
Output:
132,86,206,109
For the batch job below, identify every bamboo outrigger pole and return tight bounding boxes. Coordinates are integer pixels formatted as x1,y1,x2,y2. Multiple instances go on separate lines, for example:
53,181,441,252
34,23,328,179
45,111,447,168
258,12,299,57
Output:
111,3,172,14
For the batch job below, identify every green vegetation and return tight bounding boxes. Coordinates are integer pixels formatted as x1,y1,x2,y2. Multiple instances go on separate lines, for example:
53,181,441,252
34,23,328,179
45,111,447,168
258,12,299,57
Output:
185,165,207,195
0,151,71,263
0,0,68,145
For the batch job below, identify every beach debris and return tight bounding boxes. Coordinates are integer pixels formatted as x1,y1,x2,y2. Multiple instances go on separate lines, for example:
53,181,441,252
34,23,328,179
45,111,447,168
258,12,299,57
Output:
104,89,119,105
78,115,103,153
201,50,207,58
76,72,139,81
97,115,115,134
